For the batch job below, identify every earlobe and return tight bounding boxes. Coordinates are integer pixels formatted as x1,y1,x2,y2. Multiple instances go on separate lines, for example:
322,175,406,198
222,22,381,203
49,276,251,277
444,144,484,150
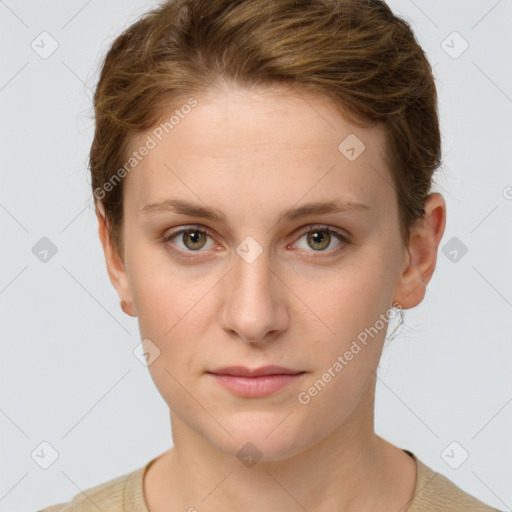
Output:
95,203,137,317
392,193,447,310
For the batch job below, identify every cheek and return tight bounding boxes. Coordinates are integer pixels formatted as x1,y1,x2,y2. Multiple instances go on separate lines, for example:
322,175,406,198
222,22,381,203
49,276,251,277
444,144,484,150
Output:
126,249,218,371
133,277,211,347
303,261,391,339
293,258,396,392
125,241,197,334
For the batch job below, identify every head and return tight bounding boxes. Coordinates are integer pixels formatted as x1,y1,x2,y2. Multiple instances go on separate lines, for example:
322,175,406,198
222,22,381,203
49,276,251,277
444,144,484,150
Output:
92,0,446,461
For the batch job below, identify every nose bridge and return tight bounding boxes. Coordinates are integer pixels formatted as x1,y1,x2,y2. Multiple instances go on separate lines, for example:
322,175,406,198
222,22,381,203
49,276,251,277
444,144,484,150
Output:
220,241,287,342
235,245,274,299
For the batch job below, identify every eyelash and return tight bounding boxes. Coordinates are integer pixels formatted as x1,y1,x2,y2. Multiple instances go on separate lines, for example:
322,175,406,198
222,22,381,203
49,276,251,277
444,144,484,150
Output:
160,224,351,261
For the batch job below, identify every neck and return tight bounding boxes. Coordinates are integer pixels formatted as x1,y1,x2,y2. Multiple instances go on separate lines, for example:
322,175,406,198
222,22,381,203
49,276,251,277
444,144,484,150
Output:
146,379,416,511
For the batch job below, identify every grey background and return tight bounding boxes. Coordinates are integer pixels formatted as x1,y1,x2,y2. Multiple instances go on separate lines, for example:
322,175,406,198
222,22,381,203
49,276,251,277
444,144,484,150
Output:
1,0,511,510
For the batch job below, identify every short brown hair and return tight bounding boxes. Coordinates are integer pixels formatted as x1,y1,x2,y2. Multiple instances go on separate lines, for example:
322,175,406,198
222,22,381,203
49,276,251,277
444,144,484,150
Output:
90,0,442,256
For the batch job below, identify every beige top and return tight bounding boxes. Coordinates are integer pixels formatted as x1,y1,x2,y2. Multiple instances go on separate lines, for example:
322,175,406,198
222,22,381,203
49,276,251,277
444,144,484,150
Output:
38,450,503,511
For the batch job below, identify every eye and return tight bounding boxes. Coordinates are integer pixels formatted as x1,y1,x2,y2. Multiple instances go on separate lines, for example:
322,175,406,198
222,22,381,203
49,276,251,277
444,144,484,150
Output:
161,224,351,260
293,225,350,256
161,226,217,258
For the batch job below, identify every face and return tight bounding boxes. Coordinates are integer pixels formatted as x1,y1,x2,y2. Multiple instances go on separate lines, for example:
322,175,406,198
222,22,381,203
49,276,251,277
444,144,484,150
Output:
99,84,442,461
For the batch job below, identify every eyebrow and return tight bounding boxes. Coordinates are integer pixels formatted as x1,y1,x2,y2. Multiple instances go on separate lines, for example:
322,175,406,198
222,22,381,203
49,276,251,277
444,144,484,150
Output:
139,198,370,223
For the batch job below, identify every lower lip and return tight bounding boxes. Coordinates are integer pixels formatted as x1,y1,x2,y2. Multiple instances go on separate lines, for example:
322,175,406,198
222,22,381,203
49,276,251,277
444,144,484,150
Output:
208,373,305,398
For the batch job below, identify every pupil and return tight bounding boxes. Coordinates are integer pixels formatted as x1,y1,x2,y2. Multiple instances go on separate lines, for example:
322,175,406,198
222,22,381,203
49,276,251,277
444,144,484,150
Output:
308,229,330,250
185,229,206,250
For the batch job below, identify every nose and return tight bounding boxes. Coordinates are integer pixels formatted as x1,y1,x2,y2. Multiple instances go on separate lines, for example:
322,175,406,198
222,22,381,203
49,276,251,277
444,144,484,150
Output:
218,247,289,343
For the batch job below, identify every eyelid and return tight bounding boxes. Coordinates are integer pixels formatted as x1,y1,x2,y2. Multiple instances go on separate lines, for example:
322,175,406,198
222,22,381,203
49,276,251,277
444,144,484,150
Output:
161,223,350,258
162,225,216,242
293,223,350,240
290,224,351,256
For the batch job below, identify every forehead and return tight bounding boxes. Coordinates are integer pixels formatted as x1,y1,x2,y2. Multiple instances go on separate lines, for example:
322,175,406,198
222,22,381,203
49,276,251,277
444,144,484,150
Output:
123,85,393,218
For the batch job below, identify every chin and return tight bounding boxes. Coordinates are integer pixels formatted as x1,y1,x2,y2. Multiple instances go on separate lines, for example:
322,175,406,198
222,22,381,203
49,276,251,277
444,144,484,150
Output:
209,412,314,463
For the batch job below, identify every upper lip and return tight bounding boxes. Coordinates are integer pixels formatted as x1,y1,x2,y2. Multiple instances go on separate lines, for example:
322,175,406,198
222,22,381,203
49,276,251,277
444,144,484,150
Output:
208,366,304,377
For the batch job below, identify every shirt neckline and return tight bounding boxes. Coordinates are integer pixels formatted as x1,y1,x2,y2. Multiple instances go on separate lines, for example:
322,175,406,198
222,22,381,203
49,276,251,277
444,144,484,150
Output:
126,449,421,512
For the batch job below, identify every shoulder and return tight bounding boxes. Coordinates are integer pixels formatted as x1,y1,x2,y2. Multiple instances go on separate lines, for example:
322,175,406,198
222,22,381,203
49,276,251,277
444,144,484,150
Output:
408,452,504,512
36,464,146,512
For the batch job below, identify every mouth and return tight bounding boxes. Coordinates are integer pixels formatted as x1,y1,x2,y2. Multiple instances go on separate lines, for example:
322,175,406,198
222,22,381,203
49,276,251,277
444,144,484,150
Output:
208,365,304,377
206,366,306,398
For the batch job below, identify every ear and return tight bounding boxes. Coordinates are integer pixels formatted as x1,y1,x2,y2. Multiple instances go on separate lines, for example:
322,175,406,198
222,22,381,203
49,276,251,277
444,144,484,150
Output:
96,202,137,317
392,192,446,310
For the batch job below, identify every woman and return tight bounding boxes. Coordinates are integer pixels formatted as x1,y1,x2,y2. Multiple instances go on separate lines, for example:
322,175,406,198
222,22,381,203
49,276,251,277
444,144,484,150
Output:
38,0,503,510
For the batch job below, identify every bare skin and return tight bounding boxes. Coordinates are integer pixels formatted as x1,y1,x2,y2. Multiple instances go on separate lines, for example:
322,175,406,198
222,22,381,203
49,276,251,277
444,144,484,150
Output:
97,83,446,511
